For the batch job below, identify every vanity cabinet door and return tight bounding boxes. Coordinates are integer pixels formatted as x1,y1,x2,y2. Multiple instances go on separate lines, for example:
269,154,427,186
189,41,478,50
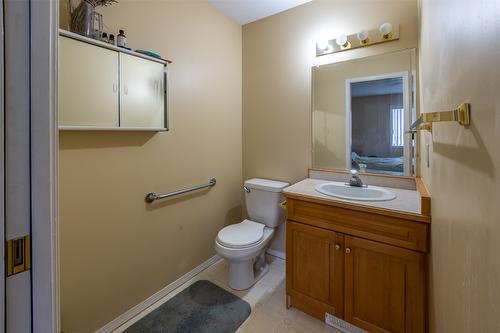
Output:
286,221,344,319
59,36,119,127
344,236,425,333
120,53,165,128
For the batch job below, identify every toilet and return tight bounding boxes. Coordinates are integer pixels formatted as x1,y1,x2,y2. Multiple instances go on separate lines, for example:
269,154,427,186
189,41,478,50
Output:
215,178,289,290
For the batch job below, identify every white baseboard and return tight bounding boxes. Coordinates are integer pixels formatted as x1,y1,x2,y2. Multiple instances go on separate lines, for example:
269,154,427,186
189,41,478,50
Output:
95,254,222,333
266,248,285,260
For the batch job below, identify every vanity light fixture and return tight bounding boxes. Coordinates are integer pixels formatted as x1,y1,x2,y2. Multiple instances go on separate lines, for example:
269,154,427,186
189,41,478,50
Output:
336,34,350,49
316,39,331,51
316,23,399,57
357,30,369,44
379,22,393,39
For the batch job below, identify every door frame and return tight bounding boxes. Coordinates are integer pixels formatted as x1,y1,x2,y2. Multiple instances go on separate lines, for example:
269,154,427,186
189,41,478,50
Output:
30,0,60,332
0,0,5,327
344,71,411,175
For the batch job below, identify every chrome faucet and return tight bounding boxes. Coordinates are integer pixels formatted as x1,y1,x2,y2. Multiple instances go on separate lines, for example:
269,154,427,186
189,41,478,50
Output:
348,169,364,187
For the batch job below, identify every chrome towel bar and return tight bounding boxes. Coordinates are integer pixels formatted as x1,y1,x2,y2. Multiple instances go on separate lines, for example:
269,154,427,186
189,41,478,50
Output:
145,178,216,203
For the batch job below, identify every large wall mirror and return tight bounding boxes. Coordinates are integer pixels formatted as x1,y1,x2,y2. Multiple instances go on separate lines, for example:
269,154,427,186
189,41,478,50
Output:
312,49,417,176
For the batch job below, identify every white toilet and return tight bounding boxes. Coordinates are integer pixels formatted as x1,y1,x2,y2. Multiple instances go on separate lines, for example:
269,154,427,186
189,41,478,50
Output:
215,178,289,290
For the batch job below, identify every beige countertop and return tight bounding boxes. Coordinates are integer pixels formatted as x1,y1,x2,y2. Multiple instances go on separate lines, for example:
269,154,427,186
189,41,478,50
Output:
283,178,423,217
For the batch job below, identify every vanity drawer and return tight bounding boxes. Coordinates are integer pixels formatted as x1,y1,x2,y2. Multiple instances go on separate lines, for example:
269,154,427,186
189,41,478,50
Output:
286,198,428,252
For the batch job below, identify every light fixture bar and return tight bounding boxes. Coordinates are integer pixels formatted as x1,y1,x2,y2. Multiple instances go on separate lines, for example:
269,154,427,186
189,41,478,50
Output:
316,23,400,57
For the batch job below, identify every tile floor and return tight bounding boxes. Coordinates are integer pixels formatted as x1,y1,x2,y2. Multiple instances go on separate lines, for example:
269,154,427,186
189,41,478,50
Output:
114,255,343,333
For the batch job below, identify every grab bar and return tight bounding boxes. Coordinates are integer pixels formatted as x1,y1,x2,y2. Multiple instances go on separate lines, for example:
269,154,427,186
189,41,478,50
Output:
145,178,216,203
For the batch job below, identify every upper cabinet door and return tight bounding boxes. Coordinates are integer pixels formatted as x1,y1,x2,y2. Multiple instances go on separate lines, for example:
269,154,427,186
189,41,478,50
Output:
59,36,119,127
120,53,165,128
344,235,425,333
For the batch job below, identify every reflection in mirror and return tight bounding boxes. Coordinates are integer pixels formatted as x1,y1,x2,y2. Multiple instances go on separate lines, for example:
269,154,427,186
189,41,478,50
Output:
312,49,417,176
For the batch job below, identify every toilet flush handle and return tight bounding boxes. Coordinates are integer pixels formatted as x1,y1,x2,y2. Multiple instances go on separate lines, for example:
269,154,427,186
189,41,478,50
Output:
244,186,251,193
278,200,287,210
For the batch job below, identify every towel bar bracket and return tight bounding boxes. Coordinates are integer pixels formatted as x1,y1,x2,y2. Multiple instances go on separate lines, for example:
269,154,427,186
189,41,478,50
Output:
410,103,470,132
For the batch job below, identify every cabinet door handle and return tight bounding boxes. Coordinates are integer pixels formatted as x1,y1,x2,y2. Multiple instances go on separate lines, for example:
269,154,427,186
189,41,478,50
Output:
334,244,341,251
345,247,351,254
113,83,117,93
124,85,129,95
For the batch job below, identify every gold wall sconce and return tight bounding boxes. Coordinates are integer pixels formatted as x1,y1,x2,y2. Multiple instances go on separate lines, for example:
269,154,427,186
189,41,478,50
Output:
316,22,399,57
410,103,471,132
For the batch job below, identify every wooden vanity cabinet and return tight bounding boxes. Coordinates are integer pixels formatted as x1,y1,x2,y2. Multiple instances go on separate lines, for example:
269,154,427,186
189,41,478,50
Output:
286,221,344,319
344,236,425,333
285,197,428,333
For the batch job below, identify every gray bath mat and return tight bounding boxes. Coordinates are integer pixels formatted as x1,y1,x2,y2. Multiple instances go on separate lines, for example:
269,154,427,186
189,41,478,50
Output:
124,280,251,333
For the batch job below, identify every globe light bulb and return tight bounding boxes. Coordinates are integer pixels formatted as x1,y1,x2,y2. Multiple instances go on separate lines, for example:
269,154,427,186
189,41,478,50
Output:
357,30,369,42
379,22,393,38
317,40,330,51
336,34,348,47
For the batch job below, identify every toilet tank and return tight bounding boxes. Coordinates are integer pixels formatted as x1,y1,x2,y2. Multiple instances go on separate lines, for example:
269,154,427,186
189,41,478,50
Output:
244,178,289,228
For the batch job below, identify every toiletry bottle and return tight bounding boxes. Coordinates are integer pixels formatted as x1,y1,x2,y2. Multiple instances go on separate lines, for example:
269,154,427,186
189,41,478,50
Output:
117,29,127,48
109,34,115,45
101,32,108,43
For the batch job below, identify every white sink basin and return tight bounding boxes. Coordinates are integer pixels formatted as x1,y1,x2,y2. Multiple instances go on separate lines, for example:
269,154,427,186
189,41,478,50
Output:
315,182,396,202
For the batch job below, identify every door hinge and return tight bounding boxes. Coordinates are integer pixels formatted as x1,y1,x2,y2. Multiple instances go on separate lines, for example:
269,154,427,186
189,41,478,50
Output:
6,235,31,277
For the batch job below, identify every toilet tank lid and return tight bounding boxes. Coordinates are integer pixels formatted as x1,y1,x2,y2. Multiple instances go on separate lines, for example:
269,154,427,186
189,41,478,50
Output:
244,178,289,192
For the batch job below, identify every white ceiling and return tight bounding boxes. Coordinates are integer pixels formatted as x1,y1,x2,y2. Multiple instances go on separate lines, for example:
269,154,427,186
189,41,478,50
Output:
208,0,312,25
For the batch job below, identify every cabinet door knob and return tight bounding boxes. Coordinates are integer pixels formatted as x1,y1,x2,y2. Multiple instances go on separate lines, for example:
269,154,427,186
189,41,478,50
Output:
335,244,341,251
345,247,351,254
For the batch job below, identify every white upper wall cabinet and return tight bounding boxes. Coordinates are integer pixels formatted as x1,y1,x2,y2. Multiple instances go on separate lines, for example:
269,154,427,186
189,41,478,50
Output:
58,30,169,131
59,36,119,127
120,53,165,128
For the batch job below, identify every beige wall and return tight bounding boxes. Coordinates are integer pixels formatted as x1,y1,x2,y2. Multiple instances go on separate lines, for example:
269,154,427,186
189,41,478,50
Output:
242,0,418,251
59,1,242,332
418,0,500,332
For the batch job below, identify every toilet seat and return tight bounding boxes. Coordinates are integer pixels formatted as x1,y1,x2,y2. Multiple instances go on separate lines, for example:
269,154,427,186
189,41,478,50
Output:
217,220,265,249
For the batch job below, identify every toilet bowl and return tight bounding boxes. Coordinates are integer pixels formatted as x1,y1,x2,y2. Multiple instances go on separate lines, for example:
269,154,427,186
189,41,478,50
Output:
215,178,289,290
215,220,274,290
